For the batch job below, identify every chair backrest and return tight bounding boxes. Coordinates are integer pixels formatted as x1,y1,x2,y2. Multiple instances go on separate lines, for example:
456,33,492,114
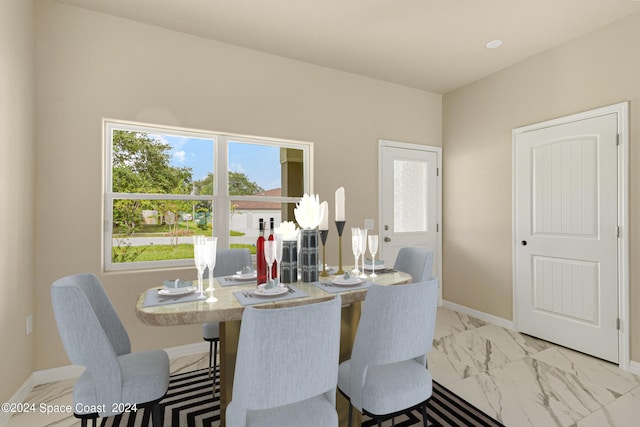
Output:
211,248,252,277
349,280,439,410
229,296,342,419
51,273,131,408
393,247,434,283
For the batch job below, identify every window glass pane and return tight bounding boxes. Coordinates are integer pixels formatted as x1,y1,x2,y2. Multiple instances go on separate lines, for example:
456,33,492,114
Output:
228,142,304,197
112,130,214,195
229,202,298,254
393,160,428,232
112,199,212,263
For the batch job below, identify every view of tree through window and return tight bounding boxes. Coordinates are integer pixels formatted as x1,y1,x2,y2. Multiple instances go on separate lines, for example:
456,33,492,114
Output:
105,122,310,271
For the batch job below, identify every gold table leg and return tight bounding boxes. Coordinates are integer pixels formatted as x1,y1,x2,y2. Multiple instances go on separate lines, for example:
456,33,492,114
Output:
338,302,362,427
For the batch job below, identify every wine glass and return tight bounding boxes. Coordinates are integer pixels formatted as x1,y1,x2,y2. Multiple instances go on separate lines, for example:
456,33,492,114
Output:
359,228,368,279
274,233,284,286
351,227,361,275
205,237,217,292
368,235,379,278
192,236,207,299
264,240,276,287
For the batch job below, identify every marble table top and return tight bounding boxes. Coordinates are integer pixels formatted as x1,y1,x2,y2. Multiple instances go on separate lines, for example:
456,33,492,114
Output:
135,269,412,326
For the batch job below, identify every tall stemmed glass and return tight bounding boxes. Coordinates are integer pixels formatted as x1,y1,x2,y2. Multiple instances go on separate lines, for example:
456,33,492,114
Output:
359,228,368,279
368,235,379,278
274,233,284,286
351,227,361,275
193,235,207,299
264,240,276,287
205,237,217,292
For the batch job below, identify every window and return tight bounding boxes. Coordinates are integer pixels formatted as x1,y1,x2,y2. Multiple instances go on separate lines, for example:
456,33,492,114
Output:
104,120,312,271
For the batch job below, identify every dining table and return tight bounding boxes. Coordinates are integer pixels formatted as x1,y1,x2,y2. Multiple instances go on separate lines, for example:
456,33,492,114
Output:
135,267,412,427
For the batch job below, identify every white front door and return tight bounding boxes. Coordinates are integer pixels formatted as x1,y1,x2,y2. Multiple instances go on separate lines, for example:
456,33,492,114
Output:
514,111,619,363
379,140,441,288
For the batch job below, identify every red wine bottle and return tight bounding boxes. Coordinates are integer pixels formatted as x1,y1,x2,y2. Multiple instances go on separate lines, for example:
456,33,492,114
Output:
269,217,277,280
256,218,267,285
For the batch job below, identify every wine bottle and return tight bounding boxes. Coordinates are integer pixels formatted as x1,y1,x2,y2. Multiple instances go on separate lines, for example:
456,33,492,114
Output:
256,218,266,285
269,217,277,280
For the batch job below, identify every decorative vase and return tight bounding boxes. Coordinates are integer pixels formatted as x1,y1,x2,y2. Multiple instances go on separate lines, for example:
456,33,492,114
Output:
300,229,319,282
280,240,298,284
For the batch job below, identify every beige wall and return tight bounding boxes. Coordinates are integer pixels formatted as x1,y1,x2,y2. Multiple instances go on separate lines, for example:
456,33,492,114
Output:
34,0,442,371
443,10,640,361
0,0,36,403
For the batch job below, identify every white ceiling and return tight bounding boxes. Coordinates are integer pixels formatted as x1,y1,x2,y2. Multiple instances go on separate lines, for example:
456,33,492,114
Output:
53,0,640,94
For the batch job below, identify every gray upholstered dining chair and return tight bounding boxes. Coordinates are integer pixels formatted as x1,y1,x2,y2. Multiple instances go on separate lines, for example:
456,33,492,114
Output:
203,248,252,379
338,279,439,427
393,247,434,283
51,273,169,427
226,295,342,427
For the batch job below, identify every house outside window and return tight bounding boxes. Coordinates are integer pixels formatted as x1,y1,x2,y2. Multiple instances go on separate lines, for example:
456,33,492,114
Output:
104,120,312,271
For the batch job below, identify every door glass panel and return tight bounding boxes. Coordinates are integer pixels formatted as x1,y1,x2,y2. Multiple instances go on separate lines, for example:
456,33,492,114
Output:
393,160,428,232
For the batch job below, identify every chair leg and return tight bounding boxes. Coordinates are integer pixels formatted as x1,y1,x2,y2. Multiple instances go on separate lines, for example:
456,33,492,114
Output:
208,340,213,378
422,401,429,427
377,418,382,427
348,403,352,427
151,402,163,427
392,416,395,426
213,339,218,380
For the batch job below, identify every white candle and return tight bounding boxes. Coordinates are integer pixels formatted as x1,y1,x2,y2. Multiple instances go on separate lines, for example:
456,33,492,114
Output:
335,187,345,221
320,201,329,230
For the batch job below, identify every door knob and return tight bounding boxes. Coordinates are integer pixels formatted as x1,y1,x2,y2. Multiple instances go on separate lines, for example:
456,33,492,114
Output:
384,237,391,242
521,240,527,246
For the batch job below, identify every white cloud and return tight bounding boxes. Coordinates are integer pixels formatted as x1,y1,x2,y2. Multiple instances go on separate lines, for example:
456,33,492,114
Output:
173,150,186,162
229,162,245,173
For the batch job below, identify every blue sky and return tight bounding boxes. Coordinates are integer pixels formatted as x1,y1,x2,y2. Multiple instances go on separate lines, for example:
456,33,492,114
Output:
159,135,281,190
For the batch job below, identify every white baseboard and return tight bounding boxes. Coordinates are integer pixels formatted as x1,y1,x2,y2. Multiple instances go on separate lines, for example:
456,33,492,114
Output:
441,299,515,330
30,341,209,387
630,360,640,376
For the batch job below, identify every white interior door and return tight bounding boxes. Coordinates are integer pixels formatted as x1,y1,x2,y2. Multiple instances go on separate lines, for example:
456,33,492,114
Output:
514,112,619,363
379,140,441,287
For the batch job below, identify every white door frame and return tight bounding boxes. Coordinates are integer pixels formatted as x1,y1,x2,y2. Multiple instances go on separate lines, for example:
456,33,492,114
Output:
512,102,629,370
378,139,443,304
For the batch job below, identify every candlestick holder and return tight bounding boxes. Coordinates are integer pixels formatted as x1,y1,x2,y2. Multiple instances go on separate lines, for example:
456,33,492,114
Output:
319,229,329,277
335,220,346,274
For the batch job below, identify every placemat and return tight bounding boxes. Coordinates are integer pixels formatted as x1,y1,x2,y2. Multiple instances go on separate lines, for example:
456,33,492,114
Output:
233,285,308,306
312,279,371,294
143,288,206,307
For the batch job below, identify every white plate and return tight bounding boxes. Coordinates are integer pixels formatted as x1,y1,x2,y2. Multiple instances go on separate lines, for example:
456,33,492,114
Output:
158,286,197,296
332,277,363,286
253,284,288,296
232,271,257,281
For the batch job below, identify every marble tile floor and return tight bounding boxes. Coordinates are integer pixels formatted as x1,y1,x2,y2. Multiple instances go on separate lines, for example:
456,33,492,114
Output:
6,307,640,427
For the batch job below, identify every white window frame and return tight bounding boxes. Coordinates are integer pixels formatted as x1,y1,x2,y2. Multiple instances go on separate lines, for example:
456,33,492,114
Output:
103,119,313,272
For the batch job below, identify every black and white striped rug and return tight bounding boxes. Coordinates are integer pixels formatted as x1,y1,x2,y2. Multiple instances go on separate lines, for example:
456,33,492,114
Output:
100,368,504,427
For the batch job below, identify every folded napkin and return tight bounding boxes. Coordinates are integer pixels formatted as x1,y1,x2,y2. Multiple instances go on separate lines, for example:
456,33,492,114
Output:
143,288,204,307
312,280,371,294
162,279,193,289
233,285,308,306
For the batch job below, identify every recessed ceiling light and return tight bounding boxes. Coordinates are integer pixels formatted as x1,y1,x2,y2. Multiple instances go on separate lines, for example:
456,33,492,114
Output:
486,40,503,49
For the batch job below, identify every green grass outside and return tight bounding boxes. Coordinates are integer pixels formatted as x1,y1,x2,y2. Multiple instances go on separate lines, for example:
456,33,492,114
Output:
112,242,255,263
